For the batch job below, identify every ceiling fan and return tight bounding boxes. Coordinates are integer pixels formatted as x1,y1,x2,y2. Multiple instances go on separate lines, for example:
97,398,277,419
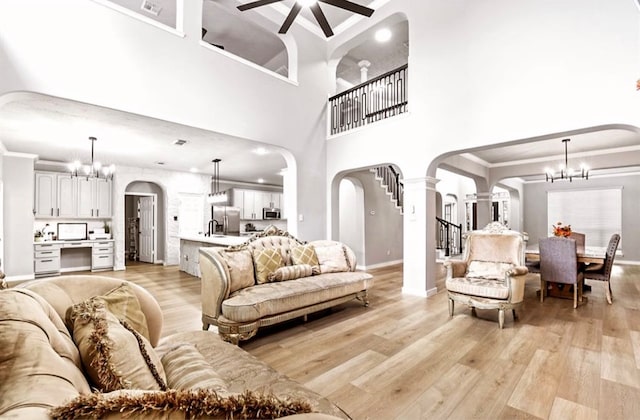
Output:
237,0,374,38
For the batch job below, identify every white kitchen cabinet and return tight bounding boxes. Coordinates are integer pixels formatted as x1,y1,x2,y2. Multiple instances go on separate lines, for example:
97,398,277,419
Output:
232,189,245,218
242,190,262,220
34,172,57,217
34,171,112,219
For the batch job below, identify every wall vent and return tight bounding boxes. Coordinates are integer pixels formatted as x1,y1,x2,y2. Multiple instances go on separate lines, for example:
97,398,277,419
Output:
140,0,162,16
173,139,188,146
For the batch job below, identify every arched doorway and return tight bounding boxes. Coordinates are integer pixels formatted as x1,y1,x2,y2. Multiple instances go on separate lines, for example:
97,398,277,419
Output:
125,181,165,265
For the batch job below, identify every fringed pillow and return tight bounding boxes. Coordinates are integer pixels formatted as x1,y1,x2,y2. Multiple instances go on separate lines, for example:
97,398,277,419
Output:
49,389,314,420
160,343,229,393
68,299,167,392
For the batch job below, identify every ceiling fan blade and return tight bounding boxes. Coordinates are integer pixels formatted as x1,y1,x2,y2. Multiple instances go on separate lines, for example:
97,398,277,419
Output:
237,0,283,12
279,3,302,34
309,3,334,37
318,0,374,17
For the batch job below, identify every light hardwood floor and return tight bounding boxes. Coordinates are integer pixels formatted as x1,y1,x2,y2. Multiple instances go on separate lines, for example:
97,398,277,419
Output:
95,261,640,419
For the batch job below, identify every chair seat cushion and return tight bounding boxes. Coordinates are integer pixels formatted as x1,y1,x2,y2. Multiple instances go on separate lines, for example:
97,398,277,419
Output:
446,277,509,300
221,272,373,323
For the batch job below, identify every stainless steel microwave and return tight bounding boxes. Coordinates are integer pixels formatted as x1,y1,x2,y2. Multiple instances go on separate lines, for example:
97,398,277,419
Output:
263,208,281,220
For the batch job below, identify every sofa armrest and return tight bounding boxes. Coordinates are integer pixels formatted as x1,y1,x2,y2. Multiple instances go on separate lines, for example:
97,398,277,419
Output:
443,260,467,279
199,247,232,322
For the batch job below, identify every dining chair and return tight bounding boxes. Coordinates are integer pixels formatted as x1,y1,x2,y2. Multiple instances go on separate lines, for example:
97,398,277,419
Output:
539,236,584,309
569,232,586,253
584,233,620,304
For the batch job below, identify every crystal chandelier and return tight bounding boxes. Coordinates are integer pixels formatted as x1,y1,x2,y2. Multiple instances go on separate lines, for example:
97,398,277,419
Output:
69,137,115,180
545,139,589,182
207,158,227,204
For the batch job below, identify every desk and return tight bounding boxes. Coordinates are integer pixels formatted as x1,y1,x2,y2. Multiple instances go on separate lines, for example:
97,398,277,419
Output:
34,240,114,277
525,245,606,265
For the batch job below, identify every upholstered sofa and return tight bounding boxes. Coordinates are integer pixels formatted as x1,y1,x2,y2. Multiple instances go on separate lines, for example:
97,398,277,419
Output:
199,226,373,344
444,222,528,328
0,275,348,419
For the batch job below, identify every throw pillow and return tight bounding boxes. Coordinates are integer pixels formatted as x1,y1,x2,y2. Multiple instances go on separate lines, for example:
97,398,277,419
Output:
314,244,351,274
268,264,317,282
49,389,313,420
290,244,320,268
219,249,255,293
96,282,151,341
68,299,167,392
160,343,229,393
252,248,284,284
466,260,515,280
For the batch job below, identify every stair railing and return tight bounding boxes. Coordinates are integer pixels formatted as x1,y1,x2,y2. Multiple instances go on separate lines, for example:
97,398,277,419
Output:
436,217,463,257
374,165,403,211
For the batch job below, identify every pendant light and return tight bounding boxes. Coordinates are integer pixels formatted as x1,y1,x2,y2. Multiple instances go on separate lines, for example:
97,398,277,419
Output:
69,136,115,180
207,158,227,203
544,139,589,182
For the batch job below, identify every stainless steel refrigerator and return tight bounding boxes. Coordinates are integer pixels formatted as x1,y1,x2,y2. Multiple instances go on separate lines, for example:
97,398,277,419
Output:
212,206,240,236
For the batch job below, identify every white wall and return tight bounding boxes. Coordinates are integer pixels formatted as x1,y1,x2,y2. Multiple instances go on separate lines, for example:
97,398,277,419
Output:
339,178,365,266
2,154,35,279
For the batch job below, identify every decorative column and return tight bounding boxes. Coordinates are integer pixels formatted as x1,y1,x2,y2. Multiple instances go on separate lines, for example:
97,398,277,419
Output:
475,191,493,230
402,176,440,297
358,60,371,83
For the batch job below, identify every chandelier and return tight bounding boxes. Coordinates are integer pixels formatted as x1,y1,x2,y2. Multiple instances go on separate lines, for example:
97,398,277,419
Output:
69,137,115,180
207,158,228,204
545,138,589,182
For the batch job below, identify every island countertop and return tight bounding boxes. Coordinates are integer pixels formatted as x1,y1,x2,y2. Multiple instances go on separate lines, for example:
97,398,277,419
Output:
179,234,248,247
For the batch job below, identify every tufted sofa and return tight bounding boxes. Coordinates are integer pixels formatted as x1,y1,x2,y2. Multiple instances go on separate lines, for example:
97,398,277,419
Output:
444,222,529,328
199,226,373,344
0,275,347,419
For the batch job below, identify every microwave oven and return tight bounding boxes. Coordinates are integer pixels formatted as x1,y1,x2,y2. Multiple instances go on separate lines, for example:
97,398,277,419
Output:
263,208,281,220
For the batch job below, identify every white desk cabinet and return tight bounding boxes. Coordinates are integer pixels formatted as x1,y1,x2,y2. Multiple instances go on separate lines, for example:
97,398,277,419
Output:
34,240,114,276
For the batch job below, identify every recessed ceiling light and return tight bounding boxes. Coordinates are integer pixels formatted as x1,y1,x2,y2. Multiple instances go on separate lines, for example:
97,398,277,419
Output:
190,167,198,173
253,147,269,155
257,178,265,184
278,168,287,176
375,28,392,43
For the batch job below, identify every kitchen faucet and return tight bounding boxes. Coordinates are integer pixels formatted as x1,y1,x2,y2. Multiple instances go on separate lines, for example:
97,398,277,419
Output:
206,219,219,237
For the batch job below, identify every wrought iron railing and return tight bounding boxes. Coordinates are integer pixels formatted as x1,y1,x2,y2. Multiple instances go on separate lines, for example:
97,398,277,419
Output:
373,165,403,211
436,217,463,257
329,64,408,135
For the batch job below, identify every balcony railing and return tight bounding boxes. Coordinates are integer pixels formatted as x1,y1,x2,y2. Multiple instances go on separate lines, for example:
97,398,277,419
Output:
329,64,408,135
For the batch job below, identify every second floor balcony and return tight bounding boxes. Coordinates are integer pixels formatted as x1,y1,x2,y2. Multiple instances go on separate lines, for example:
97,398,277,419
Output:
329,64,408,136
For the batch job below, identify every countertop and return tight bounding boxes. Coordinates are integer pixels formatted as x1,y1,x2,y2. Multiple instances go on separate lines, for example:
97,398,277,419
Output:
34,239,114,245
179,234,247,247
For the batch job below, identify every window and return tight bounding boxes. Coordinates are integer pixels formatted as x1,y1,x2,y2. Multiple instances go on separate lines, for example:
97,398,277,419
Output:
547,188,622,248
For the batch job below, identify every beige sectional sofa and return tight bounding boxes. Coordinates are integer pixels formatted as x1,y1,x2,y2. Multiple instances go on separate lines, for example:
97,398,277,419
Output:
0,275,347,419
199,226,373,344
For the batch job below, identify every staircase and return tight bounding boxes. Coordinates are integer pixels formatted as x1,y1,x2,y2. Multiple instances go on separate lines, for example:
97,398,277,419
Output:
370,166,403,213
436,217,463,257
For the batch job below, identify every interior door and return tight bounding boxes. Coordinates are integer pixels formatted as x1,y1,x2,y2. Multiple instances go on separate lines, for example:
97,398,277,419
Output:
138,196,154,263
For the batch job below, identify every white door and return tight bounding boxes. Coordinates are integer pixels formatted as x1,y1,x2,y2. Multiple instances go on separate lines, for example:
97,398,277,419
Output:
138,196,154,263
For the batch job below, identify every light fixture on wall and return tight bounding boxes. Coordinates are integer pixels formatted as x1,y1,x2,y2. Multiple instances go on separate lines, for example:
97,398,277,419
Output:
69,136,115,180
544,138,589,182
207,158,227,204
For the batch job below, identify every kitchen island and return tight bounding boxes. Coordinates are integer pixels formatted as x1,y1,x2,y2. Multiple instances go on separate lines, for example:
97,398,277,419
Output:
179,234,247,277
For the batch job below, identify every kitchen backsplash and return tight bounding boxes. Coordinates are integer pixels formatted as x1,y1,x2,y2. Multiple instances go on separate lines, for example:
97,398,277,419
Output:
34,220,111,240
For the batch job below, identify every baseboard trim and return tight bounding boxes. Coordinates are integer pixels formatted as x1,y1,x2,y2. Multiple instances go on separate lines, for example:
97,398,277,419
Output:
359,259,403,270
6,274,35,282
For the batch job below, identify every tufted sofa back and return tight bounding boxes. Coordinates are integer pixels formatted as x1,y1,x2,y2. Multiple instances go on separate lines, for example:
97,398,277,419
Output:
246,236,304,266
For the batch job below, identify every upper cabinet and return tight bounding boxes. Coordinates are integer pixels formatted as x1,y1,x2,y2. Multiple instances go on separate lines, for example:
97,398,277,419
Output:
34,171,112,219
230,188,283,220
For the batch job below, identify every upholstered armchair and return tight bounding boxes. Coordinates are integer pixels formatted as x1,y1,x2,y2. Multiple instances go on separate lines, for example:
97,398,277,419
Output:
444,222,528,329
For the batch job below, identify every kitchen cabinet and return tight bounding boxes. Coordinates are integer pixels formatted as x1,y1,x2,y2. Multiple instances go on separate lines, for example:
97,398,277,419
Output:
230,188,283,220
35,171,111,219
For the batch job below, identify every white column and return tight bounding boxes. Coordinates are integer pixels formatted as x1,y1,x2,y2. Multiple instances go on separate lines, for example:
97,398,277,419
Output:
402,176,440,297
358,60,371,83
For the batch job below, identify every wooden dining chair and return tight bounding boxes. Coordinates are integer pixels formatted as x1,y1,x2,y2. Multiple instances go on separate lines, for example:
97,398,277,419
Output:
584,233,620,304
569,232,585,253
539,236,584,309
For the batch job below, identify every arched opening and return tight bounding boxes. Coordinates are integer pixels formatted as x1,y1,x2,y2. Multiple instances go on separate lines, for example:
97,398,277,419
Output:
332,163,403,270
125,181,165,265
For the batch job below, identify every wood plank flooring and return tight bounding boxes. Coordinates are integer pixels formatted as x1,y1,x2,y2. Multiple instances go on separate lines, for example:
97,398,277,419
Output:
79,261,640,419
